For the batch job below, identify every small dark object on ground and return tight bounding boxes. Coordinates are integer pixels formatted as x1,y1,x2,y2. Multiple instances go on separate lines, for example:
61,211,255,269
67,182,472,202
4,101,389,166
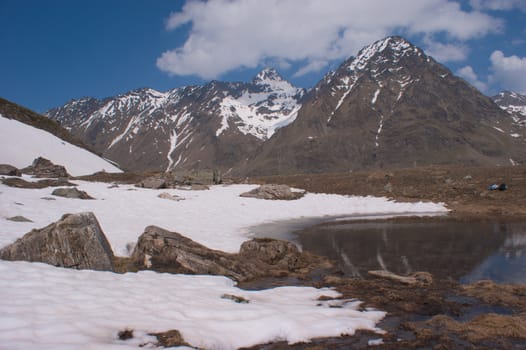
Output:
221,293,250,304
488,183,507,191
118,328,134,340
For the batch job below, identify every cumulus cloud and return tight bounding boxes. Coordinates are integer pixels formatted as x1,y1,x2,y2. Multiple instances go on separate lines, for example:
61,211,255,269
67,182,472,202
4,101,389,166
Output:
470,0,526,12
424,40,470,62
489,51,526,93
157,0,502,79
457,65,488,92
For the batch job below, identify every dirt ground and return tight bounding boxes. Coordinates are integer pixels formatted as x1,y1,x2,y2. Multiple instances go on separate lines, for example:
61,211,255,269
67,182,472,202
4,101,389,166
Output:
253,165,526,219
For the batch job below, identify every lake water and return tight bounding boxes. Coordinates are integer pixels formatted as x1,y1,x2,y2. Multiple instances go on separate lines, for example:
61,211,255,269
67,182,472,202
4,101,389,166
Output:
253,219,526,284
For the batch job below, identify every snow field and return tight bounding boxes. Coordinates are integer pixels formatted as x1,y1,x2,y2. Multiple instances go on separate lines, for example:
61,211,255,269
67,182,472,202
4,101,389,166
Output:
0,179,447,349
0,115,121,176
0,260,385,349
0,180,448,255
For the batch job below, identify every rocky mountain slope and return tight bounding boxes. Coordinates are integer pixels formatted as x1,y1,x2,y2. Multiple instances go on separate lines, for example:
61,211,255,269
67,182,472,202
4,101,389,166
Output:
46,36,526,175
493,91,526,125
242,36,526,175
46,69,304,172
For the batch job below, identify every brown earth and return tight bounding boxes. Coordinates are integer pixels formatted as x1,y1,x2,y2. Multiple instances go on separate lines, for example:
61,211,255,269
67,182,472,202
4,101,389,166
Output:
253,165,526,219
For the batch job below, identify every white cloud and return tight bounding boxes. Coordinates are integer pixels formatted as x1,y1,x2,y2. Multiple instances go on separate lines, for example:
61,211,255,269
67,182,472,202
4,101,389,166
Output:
457,65,488,92
424,40,470,62
489,51,526,93
157,0,502,79
470,0,526,12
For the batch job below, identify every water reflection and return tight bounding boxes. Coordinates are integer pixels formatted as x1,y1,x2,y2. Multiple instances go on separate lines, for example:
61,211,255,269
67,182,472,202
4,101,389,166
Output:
296,221,526,284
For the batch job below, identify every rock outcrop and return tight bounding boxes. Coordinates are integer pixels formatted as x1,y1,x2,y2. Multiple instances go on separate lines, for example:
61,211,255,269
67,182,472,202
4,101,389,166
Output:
131,226,325,281
240,184,304,200
0,164,21,176
22,157,70,178
52,187,94,199
1,177,76,189
0,212,115,271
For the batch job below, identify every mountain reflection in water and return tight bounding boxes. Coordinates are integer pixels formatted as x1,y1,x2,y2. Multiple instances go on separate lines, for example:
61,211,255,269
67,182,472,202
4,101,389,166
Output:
296,221,526,284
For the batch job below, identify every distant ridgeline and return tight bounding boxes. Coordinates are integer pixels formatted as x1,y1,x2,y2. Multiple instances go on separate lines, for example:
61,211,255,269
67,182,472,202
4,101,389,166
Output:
35,36,526,175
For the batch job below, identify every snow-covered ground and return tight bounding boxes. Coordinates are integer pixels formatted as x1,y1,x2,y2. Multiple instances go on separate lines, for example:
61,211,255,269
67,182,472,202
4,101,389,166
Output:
0,178,448,349
0,179,447,255
0,115,121,176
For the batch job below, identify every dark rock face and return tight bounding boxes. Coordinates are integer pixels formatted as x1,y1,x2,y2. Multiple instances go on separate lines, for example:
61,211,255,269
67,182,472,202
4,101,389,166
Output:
243,36,526,175
0,164,21,176
240,184,304,200
22,157,70,178
51,187,94,199
131,226,324,282
0,212,115,271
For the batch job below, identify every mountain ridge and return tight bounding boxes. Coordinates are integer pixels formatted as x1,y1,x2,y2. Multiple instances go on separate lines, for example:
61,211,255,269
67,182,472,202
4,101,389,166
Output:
45,36,526,175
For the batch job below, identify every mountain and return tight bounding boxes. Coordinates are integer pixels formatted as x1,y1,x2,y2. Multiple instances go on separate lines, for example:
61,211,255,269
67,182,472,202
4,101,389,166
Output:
46,68,304,172
46,36,526,176
493,91,526,125
0,98,121,176
242,36,526,175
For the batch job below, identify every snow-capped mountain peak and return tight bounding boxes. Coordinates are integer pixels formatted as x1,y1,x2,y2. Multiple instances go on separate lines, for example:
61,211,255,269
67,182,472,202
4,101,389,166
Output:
347,36,423,72
253,67,284,84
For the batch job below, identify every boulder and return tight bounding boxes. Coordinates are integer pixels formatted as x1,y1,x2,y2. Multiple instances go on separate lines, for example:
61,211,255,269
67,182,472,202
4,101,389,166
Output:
131,226,324,282
52,187,94,199
137,176,166,189
22,157,70,178
0,212,115,271
131,226,246,280
239,184,304,200
0,164,21,176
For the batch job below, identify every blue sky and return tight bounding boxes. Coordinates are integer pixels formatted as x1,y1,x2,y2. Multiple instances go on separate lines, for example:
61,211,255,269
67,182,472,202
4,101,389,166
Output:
1,0,525,113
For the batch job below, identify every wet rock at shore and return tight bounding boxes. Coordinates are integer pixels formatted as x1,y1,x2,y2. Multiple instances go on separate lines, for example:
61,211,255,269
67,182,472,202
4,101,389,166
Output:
0,164,22,176
368,270,433,286
130,226,326,282
0,212,115,271
22,157,70,178
240,184,304,200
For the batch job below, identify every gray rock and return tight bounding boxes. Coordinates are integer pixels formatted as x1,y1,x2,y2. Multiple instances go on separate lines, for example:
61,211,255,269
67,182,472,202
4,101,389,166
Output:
138,177,166,189
22,157,70,178
0,164,21,176
240,184,304,200
157,192,184,201
6,216,33,222
52,187,94,199
131,226,320,282
0,212,115,271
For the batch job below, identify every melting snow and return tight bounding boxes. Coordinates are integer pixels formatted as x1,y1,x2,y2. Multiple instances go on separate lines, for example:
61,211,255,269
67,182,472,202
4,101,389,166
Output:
0,170,448,349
